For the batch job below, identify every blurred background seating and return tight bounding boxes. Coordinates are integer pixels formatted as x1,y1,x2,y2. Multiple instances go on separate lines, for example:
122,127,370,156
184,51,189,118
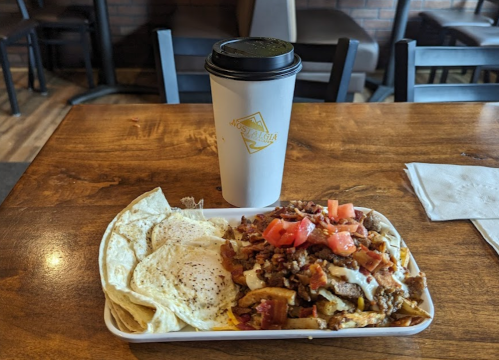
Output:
417,0,499,83
153,29,359,104
1,0,46,116
394,38,499,102
162,0,377,101
25,0,96,88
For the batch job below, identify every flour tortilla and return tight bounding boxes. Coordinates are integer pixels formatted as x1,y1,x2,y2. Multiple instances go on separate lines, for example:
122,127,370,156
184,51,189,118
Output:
99,188,185,333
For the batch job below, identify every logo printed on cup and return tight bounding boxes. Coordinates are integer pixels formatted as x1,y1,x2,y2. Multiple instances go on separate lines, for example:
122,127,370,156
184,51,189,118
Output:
229,112,277,154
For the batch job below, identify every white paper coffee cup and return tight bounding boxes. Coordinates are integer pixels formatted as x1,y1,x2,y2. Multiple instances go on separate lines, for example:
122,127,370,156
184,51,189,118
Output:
205,38,302,208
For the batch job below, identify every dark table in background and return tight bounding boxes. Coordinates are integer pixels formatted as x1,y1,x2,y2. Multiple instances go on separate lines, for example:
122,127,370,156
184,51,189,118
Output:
68,0,157,104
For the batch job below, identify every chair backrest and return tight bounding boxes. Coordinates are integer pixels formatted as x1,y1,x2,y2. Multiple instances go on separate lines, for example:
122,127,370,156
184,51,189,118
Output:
293,39,358,102
394,39,499,102
153,29,358,104
153,29,218,103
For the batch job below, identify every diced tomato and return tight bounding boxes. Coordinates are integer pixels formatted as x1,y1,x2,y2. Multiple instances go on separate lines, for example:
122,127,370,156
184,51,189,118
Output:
327,231,357,257
262,218,314,248
263,219,291,246
337,203,355,219
327,199,338,219
294,217,316,246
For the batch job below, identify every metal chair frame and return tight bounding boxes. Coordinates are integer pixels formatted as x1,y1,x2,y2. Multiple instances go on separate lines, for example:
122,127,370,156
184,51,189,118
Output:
153,29,358,104
0,1,47,116
394,39,499,102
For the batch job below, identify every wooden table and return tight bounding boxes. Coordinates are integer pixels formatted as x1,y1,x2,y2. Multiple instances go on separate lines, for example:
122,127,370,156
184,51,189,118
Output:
1,103,498,359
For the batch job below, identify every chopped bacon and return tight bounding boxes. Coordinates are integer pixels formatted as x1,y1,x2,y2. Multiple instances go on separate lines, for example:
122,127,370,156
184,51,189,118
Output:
309,264,328,291
353,223,369,238
373,268,401,289
280,213,299,220
240,242,267,258
354,209,364,222
230,266,247,286
359,267,370,276
220,241,247,286
236,322,256,330
220,241,236,270
299,305,318,318
256,299,288,330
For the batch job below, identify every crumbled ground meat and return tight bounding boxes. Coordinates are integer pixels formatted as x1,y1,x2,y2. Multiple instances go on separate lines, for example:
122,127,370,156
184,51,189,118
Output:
309,246,359,270
332,281,364,300
405,273,427,300
364,210,382,232
374,286,404,315
223,226,236,240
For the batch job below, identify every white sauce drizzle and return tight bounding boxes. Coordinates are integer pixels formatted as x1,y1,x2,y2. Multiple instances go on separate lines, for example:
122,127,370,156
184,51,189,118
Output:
378,222,401,262
392,268,409,294
244,263,266,290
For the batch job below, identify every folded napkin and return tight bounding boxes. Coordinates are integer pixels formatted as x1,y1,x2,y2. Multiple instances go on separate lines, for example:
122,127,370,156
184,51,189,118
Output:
472,220,499,255
406,163,499,255
405,163,499,221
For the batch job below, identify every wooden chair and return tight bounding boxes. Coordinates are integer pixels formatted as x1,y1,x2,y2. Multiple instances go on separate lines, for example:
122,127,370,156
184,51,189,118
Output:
394,39,499,102
153,29,358,104
0,1,47,116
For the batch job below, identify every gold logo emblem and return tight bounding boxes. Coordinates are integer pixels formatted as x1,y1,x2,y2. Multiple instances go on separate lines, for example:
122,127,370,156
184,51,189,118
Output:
229,112,277,154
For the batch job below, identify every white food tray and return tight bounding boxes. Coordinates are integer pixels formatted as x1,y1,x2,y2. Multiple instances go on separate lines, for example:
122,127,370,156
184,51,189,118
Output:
102,207,434,342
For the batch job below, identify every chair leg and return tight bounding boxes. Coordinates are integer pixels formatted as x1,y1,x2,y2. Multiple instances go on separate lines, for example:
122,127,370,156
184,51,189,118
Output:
29,30,48,94
471,66,482,83
0,41,21,116
79,27,95,88
27,42,36,91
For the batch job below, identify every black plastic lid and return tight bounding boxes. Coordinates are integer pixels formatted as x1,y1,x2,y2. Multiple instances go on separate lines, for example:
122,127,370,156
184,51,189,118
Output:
205,37,302,81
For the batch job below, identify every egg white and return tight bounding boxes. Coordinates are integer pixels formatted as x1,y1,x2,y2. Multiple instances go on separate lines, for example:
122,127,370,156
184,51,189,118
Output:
131,236,237,330
151,213,227,251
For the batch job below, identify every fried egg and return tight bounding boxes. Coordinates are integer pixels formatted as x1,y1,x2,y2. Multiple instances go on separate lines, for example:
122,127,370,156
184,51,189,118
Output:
130,235,237,330
151,212,227,251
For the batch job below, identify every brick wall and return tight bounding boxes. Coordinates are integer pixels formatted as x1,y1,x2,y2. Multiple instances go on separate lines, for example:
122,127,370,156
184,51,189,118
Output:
3,0,496,69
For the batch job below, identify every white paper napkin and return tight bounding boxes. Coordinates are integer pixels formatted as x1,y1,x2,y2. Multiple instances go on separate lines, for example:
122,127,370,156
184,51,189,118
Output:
405,163,499,256
405,163,499,221
472,220,499,255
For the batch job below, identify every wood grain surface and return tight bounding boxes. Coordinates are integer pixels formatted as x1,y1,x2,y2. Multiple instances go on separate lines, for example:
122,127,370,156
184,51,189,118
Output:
1,103,498,360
